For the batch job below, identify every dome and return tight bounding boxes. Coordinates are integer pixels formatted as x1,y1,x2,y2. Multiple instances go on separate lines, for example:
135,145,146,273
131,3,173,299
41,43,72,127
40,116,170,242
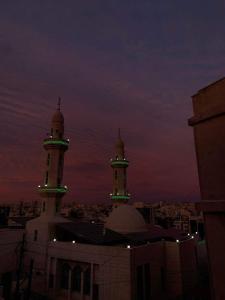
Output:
52,110,64,123
105,205,147,234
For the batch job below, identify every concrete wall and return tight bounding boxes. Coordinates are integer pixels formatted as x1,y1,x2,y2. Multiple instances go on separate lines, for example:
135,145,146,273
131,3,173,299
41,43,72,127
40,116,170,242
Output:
130,242,164,300
189,78,225,299
48,242,131,300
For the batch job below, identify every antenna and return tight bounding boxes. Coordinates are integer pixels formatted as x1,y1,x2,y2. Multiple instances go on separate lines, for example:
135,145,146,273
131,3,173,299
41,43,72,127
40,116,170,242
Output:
118,128,121,139
57,97,61,110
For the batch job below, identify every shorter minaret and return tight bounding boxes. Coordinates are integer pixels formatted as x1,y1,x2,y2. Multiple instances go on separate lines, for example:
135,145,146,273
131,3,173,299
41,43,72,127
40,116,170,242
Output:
38,98,69,217
110,129,130,206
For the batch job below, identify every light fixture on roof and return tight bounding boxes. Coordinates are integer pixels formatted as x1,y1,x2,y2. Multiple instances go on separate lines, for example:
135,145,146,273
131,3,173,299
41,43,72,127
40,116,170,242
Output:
195,232,198,234
72,240,75,244
127,245,131,249
53,238,57,242
176,239,179,243
191,235,194,239
187,233,190,236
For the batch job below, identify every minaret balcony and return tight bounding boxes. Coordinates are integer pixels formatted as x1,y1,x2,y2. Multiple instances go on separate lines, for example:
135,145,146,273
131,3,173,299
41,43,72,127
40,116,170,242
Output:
110,159,129,167
38,185,68,197
43,137,69,150
110,195,130,201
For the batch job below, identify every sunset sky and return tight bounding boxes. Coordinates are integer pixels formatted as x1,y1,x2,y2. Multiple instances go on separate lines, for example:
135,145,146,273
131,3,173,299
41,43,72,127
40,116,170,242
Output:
1,1,225,204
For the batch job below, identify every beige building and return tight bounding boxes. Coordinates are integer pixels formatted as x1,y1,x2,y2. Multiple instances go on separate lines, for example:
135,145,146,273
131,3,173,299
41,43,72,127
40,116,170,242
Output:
1,103,199,300
189,77,225,300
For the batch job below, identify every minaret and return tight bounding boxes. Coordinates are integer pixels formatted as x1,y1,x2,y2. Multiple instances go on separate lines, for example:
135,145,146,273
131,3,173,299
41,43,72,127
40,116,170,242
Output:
110,129,130,206
38,98,69,217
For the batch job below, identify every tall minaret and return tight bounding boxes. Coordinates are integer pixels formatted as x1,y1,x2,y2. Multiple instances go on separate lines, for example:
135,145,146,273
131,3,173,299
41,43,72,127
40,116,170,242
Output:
38,98,69,217
110,129,130,206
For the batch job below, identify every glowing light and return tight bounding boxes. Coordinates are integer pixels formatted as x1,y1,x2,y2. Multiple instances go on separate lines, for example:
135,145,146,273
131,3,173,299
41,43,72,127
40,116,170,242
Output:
39,186,68,194
44,184,47,187
111,195,130,200
195,232,198,234
176,240,179,243
38,185,41,188
187,233,190,236
72,240,75,244
127,245,131,249
111,160,129,167
43,139,69,147
191,235,194,239
53,238,57,242
91,221,95,224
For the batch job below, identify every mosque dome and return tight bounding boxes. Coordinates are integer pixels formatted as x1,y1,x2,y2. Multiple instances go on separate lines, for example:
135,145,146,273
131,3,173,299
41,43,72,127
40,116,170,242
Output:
105,204,148,234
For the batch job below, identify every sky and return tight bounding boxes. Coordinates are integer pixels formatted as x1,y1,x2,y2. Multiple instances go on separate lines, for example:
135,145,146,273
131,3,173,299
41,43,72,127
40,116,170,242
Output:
1,0,225,204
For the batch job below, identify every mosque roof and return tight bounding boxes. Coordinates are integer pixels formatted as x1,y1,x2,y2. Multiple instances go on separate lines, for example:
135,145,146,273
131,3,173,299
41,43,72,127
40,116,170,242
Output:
55,220,188,246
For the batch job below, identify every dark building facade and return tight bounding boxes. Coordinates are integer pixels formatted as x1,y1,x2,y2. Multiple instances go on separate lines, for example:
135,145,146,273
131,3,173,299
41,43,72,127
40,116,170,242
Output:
189,77,225,300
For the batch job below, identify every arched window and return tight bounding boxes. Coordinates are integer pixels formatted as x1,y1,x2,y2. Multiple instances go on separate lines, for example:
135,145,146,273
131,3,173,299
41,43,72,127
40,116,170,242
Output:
60,264,70,290
83,268,91,295
72,265,82,292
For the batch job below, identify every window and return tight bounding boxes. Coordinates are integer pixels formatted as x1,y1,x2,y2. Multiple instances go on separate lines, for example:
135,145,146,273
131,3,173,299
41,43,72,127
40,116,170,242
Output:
136,265,143,300
136,264,151,300
144,263,150,299
49,274,54,288
83,268,91,295
34,230,38,241
45,172,48,185
93,284,99,300
47,153,50,166
60,264,70,290
161,267,165,291
72,266,81,292
115,170,118,180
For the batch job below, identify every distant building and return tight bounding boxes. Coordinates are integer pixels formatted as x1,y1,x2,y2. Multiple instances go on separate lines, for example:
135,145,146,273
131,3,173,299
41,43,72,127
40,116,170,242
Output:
189,77,225,299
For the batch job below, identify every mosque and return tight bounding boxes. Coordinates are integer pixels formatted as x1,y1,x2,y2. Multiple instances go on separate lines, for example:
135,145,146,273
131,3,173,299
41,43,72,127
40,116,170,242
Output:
1,103,198,300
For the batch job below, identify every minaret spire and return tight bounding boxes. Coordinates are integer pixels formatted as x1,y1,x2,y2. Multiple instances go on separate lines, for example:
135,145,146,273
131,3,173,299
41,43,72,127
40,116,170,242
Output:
110,130,130,206
57,97,61,111
38,103,69,217
118,127,121,139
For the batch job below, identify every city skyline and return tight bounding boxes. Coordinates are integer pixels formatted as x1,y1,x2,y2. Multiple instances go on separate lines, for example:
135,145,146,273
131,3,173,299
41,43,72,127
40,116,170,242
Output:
1,1,225,203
